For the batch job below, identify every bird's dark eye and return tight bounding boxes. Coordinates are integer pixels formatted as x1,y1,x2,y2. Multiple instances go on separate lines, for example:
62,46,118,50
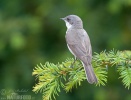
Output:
67,18,70,21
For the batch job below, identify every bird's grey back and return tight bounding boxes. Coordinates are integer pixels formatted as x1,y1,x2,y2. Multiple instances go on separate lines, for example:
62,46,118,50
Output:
66,28,92,63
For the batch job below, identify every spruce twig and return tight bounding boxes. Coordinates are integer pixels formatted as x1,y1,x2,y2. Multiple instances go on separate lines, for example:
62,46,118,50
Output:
32,50,131,100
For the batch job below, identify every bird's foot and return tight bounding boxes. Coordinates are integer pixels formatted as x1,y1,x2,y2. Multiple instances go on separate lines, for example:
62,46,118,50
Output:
105,65,108,71
69,63,74,68
69,57,77,68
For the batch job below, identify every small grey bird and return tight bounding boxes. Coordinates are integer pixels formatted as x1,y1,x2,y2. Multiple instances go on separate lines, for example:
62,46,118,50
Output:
61,15,97,84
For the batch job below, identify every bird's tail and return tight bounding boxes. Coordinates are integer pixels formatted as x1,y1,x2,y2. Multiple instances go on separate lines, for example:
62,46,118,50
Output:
82,62,97,84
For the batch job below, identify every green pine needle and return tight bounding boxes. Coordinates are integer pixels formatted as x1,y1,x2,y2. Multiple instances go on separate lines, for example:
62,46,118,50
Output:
117,66,131,89
65,67,86,92
94,67,107,86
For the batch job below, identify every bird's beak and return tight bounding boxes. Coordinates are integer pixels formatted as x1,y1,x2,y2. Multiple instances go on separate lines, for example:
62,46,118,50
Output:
60,18,65,20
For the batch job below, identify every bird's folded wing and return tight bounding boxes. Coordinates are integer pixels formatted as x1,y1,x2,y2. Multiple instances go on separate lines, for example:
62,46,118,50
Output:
66,29,92,63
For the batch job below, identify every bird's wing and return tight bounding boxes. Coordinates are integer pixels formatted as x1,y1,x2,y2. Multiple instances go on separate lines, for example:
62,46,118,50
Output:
66,29,92,64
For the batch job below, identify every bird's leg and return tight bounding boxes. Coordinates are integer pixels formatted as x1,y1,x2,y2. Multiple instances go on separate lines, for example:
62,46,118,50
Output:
70,57,77,68
105,65,108,71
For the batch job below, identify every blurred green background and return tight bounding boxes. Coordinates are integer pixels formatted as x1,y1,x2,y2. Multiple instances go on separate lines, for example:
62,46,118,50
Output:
0,0,131,100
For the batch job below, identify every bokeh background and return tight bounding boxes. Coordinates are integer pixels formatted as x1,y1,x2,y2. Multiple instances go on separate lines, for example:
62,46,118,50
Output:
0,0,131,100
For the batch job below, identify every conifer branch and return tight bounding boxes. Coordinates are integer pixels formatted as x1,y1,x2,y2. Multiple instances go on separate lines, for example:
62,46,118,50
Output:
32,50,131,100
